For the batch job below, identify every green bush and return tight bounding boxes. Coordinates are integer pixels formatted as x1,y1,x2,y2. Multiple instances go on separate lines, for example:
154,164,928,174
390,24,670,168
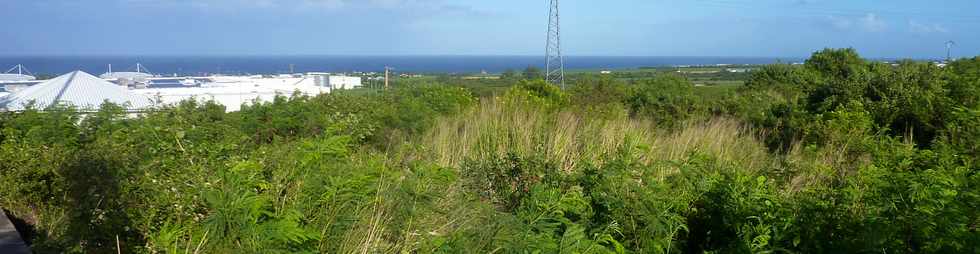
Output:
568,75,630,120
626,74,706,128
501,79,569,110
941,107,980,168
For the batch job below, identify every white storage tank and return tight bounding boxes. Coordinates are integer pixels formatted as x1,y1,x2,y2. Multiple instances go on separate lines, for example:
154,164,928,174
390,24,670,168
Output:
326,76,362,90
307,73,361,90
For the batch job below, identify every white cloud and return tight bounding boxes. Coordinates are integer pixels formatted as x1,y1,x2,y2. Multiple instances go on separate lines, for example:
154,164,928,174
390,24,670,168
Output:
859,13,886,32
909,20,949,34
826,13,886,32
828,15,854,30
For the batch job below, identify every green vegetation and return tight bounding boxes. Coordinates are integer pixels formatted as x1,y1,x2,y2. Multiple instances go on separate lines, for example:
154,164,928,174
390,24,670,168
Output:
413,63,753,98
1,49,978,253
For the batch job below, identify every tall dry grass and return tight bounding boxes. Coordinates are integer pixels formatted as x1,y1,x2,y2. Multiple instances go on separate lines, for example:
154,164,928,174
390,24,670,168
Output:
420,99,774,176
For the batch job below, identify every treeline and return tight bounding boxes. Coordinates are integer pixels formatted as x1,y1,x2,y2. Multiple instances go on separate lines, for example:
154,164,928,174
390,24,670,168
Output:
0,49,977,253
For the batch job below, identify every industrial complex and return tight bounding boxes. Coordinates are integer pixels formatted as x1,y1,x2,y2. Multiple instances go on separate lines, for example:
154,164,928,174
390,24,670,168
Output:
0,64,363,112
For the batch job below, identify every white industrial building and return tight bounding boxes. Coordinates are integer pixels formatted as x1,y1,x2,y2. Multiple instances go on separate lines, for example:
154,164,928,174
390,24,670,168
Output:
0,74,36,82
100,63,156,80
307,73,362,90
0,69,366,113
101,72,154,80
0,71,154,112
132,75,332,112
1,65,37,82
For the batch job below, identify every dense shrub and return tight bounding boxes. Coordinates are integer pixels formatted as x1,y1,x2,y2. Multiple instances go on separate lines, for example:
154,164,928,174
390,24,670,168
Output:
568,75,630,120
239,85,474,146
626,74,707,128
947,57,980,109
941,107,980,168
501,79,569,109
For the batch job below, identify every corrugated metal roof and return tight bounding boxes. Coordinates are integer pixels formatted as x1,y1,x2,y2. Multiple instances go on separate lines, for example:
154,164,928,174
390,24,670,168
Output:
0,71,154,112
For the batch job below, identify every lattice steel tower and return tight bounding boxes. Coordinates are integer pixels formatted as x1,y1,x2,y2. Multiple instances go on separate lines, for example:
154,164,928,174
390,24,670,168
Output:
946,40,956,61
545,0,565,88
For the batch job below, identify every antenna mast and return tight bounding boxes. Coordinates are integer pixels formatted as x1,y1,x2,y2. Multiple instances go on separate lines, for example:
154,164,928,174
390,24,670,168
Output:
545,0,565,88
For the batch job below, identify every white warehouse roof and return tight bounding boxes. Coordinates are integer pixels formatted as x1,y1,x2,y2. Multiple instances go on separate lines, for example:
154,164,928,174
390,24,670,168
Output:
0,74,36,82
0,71,154,112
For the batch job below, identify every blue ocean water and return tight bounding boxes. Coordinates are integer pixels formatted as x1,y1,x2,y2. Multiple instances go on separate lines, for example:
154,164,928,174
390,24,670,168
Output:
0,56,802,76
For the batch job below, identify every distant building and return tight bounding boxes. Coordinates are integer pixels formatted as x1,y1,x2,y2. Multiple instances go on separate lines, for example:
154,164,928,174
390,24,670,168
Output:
1,65,36,82
100,72,154,81
600,70,612,74
307,73,362,90
130,75,329,112
1,71,154,112
0,74,36,82
462,76,501,80
1,81,44,93
100,63,155,81
327,76,362,89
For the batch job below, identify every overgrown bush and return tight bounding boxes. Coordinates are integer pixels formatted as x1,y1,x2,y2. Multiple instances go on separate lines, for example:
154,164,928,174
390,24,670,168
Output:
626,74,707,128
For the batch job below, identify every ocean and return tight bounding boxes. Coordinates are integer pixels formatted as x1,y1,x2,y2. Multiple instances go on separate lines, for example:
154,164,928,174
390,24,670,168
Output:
0,56,802,76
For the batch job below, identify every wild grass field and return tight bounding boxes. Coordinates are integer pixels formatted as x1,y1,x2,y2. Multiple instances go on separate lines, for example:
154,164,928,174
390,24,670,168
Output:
0,48,978,253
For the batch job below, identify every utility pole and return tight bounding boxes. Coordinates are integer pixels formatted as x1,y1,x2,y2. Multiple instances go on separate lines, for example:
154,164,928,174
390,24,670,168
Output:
384,66,390,90
545,0,565,88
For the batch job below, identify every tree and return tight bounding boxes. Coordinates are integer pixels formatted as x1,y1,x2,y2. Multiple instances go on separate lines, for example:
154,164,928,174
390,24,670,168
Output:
947,57,980,109
523,66,543,80
864,60,950,146
626,74,705,127
803,48,871,113
502,69,518,80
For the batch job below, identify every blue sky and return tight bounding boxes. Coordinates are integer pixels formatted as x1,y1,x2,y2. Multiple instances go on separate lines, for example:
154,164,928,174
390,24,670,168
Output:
1,0,977,58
